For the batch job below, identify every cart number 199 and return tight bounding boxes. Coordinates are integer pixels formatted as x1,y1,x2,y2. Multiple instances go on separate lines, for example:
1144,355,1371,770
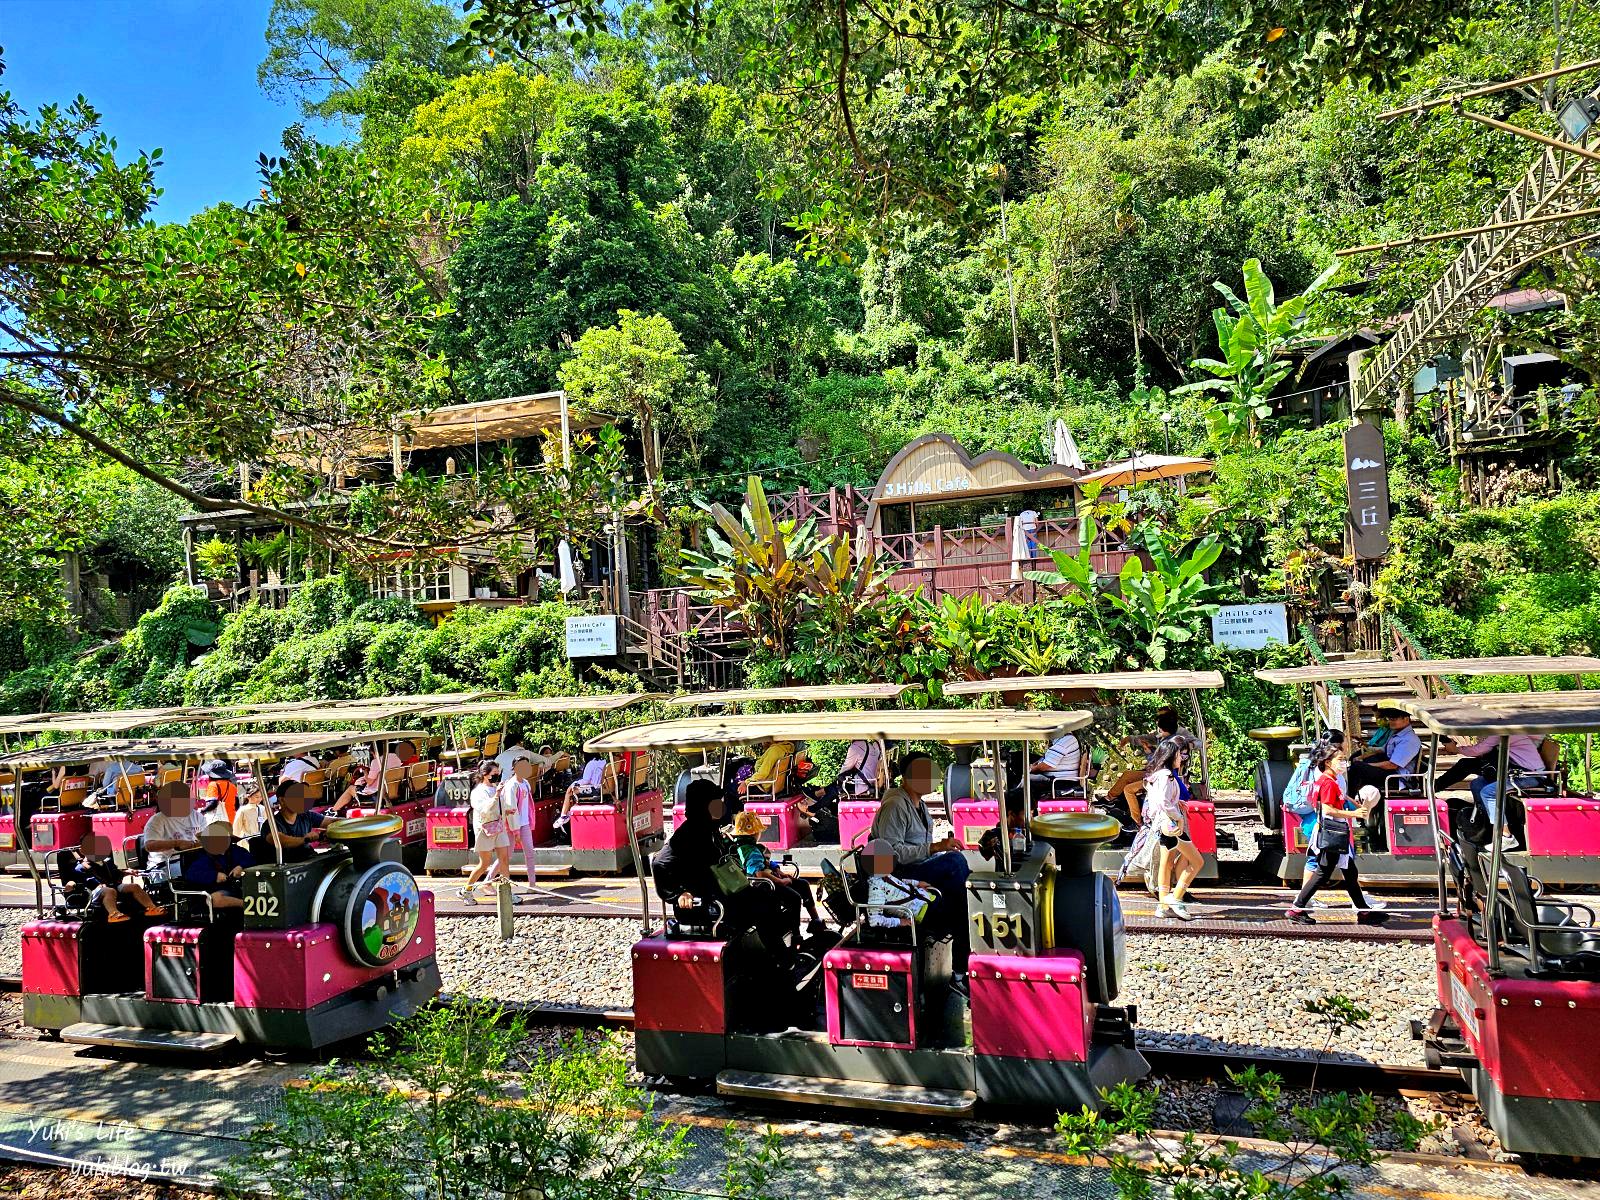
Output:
972,911,1021,940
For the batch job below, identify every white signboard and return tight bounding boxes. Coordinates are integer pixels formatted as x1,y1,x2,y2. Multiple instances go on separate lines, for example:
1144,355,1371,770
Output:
1210,603,1289,651
565,615,619,658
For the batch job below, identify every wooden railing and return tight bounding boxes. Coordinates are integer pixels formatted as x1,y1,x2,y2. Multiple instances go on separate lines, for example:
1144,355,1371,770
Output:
769,485,869,535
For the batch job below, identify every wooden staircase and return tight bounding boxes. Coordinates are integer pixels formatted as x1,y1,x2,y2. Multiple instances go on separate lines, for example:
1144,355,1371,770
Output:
1352,133,1600,412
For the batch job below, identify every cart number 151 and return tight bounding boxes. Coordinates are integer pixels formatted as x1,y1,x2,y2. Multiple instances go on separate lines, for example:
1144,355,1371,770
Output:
972,911,1021,940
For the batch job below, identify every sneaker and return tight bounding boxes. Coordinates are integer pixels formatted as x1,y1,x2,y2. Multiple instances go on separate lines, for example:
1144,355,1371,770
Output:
456,886,480,903
1155,902,1175,919
1311,897,1336,909
1362,894,1388,911
1356,909,1391,925
1284,907,1315,925
1167,900,1194,922
950,973,969,998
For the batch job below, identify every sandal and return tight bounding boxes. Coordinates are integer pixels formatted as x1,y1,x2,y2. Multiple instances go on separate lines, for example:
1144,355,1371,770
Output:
107,911,131,923
143,904,166,918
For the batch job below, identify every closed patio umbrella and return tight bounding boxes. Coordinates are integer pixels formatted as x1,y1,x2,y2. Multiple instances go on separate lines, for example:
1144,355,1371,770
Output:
1051,420,1086,470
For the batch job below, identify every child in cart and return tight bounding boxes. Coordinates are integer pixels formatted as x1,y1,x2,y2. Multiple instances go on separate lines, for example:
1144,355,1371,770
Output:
59,831,165,922
731,810,825,929
861,837,938,929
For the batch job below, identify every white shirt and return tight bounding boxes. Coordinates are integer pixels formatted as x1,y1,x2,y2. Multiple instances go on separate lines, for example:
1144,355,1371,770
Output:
865,873,934,928
1038,734,1081,779
470,782,508,835
280,757,317,783
143,811,198,866
495,745,535,778
501,778,533,829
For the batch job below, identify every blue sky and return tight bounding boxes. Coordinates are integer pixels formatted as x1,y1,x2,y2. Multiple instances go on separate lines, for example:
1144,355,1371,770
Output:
2,0,329,221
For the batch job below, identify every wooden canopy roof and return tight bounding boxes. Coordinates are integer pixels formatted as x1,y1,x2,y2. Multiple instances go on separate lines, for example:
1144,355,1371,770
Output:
587,709,1090,752
664,684,911,707
0,730,429,769
1394,692,1600,738
0,707,224,736
1255,656,1600,686
279,393,612,461
424,693,654,717
945,671,1224,696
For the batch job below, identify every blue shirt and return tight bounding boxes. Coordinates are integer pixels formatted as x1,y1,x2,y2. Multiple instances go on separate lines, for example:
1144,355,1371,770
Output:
272,809,325,839
1385,725,1422,772
183,845,254,890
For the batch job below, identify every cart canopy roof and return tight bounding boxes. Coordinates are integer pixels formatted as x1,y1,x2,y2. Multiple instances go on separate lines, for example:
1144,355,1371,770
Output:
663,684,911,708
423,693,655,717
944,671,1224,696
0,729,429,769
586,709,1090,752
1254,655,1600,686
1394,692,1600,738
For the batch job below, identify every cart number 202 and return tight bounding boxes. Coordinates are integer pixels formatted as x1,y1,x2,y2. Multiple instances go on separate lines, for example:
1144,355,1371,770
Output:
972,911,1022,940
245,894,280,918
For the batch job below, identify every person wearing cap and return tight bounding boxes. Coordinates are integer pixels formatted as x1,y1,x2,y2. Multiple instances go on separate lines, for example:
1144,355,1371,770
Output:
1345,704,1421,797
197,759,240,825
731,810,823,929
183,821,254,912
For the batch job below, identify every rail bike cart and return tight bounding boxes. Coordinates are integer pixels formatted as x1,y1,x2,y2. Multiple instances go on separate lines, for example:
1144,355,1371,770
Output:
12,730,442,1053
420,692,660,875
593,709,1149,1116
662,684,911,875
222,696,497,873
0,706,230,873
944,671,1228,880
1397,692,1600,1159
1255,656,1600,886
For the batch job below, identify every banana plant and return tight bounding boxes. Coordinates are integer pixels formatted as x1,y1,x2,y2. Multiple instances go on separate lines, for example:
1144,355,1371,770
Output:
932,594,1010,679
1105,528,1226,667
1174,257,1339,444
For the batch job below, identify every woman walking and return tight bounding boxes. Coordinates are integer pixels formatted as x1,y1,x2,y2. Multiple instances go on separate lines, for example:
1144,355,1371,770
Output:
1145,738,1202,921
1286,743,1385,925
459,761,513,904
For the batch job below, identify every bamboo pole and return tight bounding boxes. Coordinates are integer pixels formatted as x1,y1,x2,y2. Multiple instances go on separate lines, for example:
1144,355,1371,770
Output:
1378,58,1600,121
1457,109,1600,164
1336,204,1600,256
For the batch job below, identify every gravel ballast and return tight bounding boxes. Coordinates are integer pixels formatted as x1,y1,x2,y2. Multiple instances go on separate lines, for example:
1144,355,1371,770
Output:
432,916,1438,1065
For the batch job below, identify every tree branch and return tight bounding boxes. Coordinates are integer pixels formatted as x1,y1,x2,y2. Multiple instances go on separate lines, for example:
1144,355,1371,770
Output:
0,386,422,551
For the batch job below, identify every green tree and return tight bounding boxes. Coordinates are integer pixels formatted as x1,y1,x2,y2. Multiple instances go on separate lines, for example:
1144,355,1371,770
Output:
1174,257,1338,444
559,309,712,483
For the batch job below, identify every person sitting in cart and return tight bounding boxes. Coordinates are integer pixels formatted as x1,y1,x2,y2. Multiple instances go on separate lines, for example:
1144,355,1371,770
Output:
143,782,202,868
861,838,936,929
737,740,796,799
1345,703,1421,797
1028,730,1084,793
869,752,971,982
196,759,239,825
1105,707,1190,820
1436,730,1550,794
60,832,165,922
333,742,402,811
183,820,254,913
258,781,326,861
731,810,824,930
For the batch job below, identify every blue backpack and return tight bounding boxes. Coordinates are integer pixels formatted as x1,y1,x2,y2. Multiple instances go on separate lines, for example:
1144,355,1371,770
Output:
1281,753,1316,818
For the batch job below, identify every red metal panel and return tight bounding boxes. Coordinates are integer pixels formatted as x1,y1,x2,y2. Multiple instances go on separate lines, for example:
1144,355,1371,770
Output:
951,799,999,849
234,891,437,1010
144,925,207,1005
426,806,469,850
1385,796,1450,856
970,951,1090,1063
30,811,92,854
0,814,17,851
91,806,155,849
742,798,805,850
838,800,879,851
571,788,663,852
1436,918,1600,1102
1185,800,1216,856
632,936,726,1034
824,946,916,1049
21,921,83,997
349,799,429,845
1524,797,1600,857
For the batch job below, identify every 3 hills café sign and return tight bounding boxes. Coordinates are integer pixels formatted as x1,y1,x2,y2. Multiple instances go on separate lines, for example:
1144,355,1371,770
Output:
865,434,1081,527
1343,421,1391,560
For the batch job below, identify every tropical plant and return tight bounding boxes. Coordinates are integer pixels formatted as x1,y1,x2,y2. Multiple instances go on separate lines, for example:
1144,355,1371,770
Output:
933,594,1011,679
1174,258,1340,444
676,475,846,659
194,537,238,583
1106,528,1226,668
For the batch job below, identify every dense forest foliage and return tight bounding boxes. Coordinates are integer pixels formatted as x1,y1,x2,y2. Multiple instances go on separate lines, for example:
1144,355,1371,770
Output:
3,0,1600,774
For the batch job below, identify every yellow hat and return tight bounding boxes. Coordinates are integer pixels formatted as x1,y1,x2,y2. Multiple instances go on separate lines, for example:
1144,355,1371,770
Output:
732,810,768,837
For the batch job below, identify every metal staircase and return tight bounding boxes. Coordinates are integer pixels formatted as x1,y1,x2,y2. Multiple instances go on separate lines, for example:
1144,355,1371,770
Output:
1352,133,1600,412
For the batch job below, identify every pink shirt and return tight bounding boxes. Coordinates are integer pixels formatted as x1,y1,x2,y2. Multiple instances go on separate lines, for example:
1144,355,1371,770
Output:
504,778,533,829
1453,734,1545,774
